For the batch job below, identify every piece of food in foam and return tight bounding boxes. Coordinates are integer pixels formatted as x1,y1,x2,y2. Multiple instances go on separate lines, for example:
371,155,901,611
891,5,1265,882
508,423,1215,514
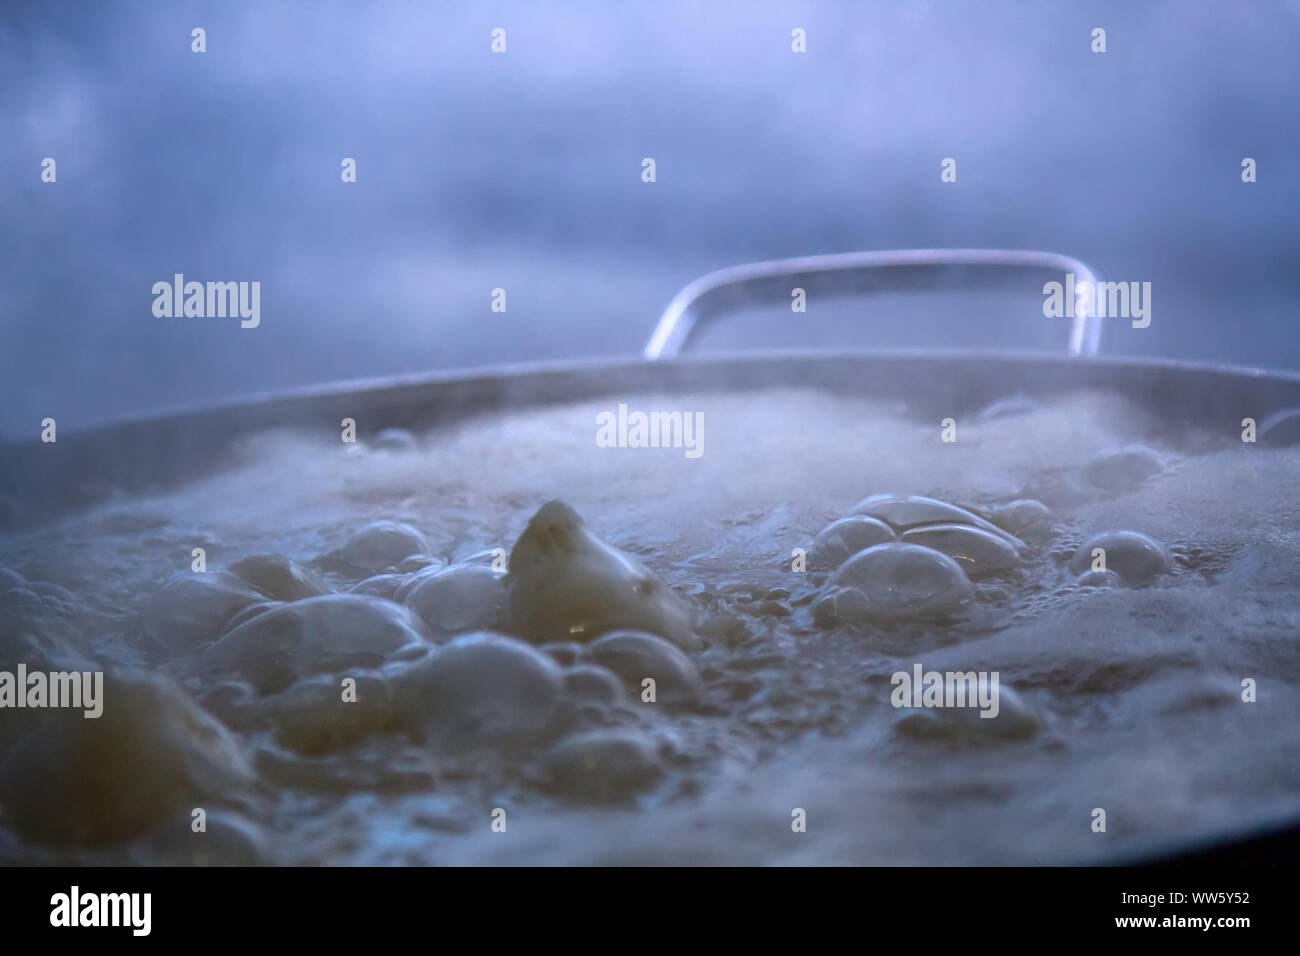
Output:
504,500,697,650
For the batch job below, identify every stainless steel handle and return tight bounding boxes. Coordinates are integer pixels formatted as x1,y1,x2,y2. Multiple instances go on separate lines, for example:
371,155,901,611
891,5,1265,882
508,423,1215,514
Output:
644,248,1104,360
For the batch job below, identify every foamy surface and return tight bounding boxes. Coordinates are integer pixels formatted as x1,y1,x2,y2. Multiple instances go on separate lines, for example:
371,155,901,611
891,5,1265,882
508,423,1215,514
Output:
2,387,1298,864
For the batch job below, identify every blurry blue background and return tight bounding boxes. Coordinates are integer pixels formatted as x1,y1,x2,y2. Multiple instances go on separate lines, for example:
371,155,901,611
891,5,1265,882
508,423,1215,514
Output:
2,0,1297,437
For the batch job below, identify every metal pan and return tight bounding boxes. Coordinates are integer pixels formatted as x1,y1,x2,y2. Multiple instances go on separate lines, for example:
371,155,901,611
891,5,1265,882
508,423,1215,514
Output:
3,249,1298,864
4,249,1298,527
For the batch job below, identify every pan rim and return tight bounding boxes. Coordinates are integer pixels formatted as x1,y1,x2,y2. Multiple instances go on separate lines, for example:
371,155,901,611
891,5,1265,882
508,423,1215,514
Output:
17,347,1300,443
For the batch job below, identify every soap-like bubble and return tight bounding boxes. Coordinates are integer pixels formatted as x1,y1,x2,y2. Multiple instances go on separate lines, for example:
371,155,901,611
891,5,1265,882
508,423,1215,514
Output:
393,632,562,748
808,515,895,571
219,600,280,636
141,571,265,654
197,679,259,731
0,565,27,590
228,554,329,602
563,664,625,705
539,642,585,666
135,809,267,866
323,520,431,574
401,564,507,637
853,493,1020,546
813,542,973,623
1076,569,1121,588
201,594,426,693
985,499,1053,543
900,523,1021,577
1069,531,1171,587
544,730,663,803
263,671,395,754
584,630,702,707
348,573,411,600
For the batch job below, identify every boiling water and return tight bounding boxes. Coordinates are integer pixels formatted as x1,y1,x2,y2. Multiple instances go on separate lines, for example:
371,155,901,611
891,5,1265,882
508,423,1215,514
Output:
2,387,1298,864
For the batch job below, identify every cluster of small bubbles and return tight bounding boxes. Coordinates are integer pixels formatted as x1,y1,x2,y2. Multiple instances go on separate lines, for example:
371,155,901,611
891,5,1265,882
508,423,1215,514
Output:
805,494,1038,625
853,493,1021,543
803,486,1185,635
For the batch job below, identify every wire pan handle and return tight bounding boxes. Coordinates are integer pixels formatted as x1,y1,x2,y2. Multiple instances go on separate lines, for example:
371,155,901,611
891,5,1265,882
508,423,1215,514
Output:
643,248,1104,360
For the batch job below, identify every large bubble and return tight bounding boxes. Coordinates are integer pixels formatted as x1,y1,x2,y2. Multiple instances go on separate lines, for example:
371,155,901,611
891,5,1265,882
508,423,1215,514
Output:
227,554,329,602
392,632,563,749
400,564,507,637
200,594,426,693
900,523,1021,577
140,571,266,654
985,499,1053,543
1069,531,1171,587
813,543,973,623
584,630,702,707
808,515,896,571
544,730,664,803
321,520,432,574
